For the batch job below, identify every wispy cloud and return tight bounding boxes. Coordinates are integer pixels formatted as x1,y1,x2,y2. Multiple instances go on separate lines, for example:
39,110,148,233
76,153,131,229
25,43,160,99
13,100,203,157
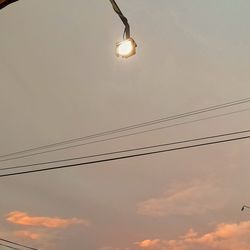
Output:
98,247,131,250
136,220,250,249
137,181,227,217
135,239,160,248
14,230,42,240
6,211,89,228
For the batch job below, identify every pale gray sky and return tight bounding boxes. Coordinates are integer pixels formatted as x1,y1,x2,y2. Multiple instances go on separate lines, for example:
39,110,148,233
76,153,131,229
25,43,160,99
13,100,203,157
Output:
0,1,250,249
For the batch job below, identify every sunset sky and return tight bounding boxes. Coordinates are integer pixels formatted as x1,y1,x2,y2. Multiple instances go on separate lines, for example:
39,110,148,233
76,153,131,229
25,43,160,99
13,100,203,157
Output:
0,1,250,249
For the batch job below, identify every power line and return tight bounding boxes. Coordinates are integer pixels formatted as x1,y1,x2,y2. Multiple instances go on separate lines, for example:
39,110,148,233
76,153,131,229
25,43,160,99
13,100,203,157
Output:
1,134,249,178
1,129,249,172
0,243,21,250
0,97,249,161
1,103,250,163
0,238,37,250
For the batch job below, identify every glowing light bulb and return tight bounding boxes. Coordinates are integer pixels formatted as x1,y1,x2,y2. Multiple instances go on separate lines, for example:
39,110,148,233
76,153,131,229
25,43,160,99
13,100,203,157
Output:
116,38,137,58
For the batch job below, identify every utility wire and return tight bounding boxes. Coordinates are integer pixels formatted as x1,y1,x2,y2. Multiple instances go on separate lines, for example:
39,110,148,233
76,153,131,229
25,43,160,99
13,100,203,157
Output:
1,99,250,163
1,129,250,172
0,238,37,250
1,97,249,160
0,243,21,250
1,134,249,178
3,107,249,163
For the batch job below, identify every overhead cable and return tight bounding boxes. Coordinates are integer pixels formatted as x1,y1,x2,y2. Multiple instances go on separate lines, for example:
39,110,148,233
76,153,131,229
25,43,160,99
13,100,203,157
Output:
1,134,249,178
0,243,21,250
1,98,250,163
1,129,250,172
0,238,37,250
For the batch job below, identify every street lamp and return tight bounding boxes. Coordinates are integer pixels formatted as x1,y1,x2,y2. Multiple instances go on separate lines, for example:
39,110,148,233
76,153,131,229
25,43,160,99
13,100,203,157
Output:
109,0,137,58
1,0,138,58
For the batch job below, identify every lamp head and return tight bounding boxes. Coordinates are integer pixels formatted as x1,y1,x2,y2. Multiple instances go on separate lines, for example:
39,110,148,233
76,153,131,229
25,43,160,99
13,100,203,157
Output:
116,37,137,58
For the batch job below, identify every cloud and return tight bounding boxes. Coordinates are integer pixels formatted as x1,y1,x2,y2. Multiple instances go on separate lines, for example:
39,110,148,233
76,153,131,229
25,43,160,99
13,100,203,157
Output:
136,220,250,250
6,211,89,228
14,230,42,240
135,239,160,248
99,248,117,250
98,248,130,250
137,181,227,217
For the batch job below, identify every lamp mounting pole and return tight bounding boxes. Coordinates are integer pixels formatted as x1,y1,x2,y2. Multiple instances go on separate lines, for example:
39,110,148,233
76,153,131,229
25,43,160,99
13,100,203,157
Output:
241,205,250,211
0,0,18,10
1,0,131,40
109,0,130,39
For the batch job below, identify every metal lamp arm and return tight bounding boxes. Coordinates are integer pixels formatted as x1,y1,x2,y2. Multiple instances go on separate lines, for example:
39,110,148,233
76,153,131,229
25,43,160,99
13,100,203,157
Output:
241,205,250,211
1,0,131,39
0,0,18,9
109,0,130,39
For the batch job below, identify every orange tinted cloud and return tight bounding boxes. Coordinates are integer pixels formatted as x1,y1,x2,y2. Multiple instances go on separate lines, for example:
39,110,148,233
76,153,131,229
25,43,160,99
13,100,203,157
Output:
135,239,160,248
98,247,133,250
137,181,227,217
137,220,250,250
14,230,42,240
6,211,89,228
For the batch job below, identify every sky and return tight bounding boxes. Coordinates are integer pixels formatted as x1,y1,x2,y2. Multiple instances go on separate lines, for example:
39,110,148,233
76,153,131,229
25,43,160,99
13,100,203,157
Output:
0,0,250,249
